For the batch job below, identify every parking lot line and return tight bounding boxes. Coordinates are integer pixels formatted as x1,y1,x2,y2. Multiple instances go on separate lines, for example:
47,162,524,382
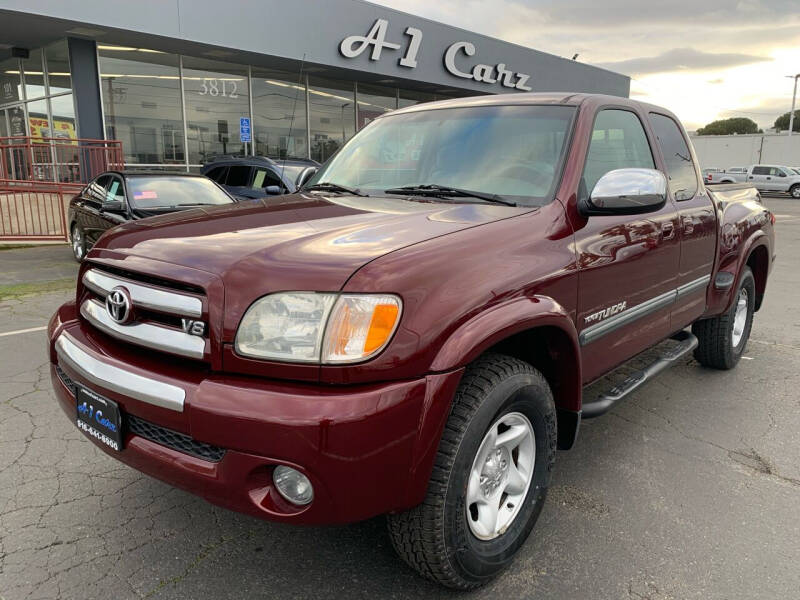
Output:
0,325,47,338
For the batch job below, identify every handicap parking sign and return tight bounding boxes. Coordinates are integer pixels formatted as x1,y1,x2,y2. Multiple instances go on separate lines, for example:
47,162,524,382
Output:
239,117,251,143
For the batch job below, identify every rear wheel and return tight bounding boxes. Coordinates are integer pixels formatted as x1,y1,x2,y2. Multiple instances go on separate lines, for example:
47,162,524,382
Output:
71,224,86,262
692,267,755,369
790,184,800,199
387,353,556,589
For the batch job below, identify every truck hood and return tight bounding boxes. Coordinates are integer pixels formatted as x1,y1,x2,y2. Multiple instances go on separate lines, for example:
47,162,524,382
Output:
97,192,531,310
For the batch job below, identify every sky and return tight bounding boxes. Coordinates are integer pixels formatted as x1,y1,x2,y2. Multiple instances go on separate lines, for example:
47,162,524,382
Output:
372,0,800,131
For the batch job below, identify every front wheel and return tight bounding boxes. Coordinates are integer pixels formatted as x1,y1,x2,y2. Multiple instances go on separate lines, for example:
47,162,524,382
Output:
387,353,556,589
692,267,755,369
790,184,800,199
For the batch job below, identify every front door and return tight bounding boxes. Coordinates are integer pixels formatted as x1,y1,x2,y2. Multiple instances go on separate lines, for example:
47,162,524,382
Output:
648,112,715,329
574,108,681,382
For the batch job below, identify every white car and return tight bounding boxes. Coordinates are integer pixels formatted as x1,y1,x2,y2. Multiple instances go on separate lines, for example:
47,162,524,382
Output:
745,165,800,198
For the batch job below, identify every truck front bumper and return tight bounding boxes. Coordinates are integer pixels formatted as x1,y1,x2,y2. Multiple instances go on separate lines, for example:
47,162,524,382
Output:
48,303,463,525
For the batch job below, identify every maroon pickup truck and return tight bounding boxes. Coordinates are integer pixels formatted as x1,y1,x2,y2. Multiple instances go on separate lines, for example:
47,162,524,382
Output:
48,93,774,589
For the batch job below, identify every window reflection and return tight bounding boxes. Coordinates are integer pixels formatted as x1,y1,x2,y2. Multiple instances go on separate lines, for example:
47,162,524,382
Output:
45,41,72,95
0,57,22,105
182,57,249,165
22,49,46,100
99,48,185,165
309,77,355,163
357,83,396,130
398,89,436,109
252,69,307,159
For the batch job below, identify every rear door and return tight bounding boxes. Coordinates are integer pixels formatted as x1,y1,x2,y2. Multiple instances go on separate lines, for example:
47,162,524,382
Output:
747,166,771,190
575,108,681,382
649,112,715,329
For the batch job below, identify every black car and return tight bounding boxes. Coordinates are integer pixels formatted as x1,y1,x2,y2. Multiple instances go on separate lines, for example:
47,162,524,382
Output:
68,171,236,261
201,155,319,200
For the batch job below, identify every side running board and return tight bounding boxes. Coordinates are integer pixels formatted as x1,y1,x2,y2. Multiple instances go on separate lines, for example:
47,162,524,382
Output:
582,330,698,419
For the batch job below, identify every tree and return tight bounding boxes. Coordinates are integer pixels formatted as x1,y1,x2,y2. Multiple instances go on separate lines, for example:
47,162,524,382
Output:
774,110,800,132
695,117,760,136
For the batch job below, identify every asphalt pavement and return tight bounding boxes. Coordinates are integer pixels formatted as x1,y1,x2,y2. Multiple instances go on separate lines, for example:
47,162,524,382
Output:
1,197,798,599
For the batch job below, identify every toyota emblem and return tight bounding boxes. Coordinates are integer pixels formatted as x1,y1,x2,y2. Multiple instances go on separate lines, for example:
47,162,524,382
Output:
105,286,133,324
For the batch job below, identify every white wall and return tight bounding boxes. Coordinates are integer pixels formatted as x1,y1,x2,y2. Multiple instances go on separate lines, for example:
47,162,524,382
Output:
690,133,800,169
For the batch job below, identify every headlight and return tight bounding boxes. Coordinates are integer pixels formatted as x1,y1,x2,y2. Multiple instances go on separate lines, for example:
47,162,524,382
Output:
235,292,401,364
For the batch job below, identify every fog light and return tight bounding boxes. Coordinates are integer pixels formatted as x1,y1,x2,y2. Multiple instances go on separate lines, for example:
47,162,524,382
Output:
272,465,314,506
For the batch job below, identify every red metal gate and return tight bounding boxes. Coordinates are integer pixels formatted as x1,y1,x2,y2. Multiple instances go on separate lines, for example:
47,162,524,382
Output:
0,136,124,241
0,180,82,241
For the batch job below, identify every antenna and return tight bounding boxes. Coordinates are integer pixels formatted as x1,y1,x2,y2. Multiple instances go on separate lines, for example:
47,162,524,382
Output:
279,53,307,186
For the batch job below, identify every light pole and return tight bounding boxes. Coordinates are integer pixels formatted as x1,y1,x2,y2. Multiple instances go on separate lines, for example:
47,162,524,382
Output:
788,74,799,137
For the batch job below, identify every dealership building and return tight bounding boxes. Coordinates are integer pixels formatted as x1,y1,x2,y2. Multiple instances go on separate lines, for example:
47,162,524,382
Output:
0,0,629,169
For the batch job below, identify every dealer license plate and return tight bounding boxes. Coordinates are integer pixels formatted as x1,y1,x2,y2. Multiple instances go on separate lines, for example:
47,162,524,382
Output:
76,386,123,451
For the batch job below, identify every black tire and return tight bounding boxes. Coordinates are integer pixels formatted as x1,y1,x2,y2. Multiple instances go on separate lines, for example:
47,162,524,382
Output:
790,184,800,199
71,223,86,262
692,267,755,369
387,353,556,589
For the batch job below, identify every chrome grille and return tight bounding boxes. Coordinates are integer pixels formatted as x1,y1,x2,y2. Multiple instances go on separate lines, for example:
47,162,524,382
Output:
81,267,208,360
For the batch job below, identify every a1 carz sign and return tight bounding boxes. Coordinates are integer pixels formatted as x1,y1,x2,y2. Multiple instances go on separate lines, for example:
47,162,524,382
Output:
339,19,532,92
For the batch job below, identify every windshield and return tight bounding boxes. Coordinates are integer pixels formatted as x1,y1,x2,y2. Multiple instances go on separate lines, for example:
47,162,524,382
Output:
307,104,576,206
127,176,234,209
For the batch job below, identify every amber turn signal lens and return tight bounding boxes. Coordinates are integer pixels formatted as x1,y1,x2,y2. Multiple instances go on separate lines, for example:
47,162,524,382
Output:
364,303,400,354
322,294,402,363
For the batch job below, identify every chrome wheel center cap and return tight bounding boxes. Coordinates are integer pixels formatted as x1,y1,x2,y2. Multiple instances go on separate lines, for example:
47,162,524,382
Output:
480,447,510,497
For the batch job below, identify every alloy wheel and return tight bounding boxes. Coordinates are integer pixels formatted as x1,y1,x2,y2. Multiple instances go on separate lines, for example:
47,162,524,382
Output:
466,411,535,540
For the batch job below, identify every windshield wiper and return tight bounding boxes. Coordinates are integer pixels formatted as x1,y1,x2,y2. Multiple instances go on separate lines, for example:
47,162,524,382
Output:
383,184,516,206
304,182,367,196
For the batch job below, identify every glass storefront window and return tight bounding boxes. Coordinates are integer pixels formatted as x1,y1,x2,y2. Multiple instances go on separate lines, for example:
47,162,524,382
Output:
99,47,185,165
50,94,76,141
22,49,46,100
0,57,22,105
356,83,396,130
309,77,355,163
182,57,249,165
45,41,72,95
251,68,307,159
26,98,48,138
398,89,436,109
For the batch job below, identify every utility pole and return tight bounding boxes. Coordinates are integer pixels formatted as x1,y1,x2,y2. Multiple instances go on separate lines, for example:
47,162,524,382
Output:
788,74,799,137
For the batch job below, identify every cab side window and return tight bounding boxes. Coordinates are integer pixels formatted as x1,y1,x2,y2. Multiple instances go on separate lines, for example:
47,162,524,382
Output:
649,113,698,201
225,166,252,187
752,166,769,175
581,109,655,200
106,177,125,203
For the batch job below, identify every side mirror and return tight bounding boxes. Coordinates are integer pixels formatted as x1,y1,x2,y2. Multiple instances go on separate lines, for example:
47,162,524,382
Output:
582,168,667,216
265,185,282,195
101,200,126,213
296,167,318,189
779,172,787,177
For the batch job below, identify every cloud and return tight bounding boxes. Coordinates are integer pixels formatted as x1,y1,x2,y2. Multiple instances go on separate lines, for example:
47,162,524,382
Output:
596,48,772,76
